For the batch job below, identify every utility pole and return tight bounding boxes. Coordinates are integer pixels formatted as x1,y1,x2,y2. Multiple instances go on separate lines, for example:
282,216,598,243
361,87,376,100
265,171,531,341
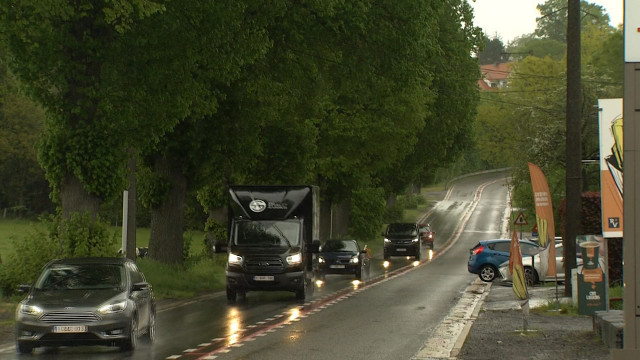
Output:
564,0,581,297
612,1,640,357
125,150,137,260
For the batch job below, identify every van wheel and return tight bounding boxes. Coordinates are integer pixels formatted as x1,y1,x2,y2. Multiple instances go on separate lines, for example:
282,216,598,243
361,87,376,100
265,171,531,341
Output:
295,285,306,301
226,287,237,304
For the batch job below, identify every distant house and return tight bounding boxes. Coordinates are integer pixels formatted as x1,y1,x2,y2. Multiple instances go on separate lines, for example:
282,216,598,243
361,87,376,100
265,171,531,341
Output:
478,63,511,90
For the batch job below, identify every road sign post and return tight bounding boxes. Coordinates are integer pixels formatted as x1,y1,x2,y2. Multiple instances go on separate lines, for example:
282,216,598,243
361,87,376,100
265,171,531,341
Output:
514,212,528,240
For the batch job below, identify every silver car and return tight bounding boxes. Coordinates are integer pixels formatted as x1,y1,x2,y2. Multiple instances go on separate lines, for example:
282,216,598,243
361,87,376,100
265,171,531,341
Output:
15,257,155,354
498,243,583,284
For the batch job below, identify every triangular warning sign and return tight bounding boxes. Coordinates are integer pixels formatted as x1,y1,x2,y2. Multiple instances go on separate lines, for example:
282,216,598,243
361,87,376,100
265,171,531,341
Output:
514,212,528,225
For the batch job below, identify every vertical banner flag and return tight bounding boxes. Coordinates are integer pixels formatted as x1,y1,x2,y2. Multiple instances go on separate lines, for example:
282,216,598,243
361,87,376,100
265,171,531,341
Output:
598,98,623,238
528,162,557,278
509,230,529,300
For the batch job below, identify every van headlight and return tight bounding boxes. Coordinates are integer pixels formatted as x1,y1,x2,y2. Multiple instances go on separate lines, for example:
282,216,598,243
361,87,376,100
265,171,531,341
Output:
412,237,419,243
286,252,303,265
384,238,390,244
350,256,359,264
228,253,243,266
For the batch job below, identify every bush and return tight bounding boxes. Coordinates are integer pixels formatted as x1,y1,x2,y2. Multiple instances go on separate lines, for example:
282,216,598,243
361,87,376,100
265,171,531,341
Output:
0,212,117,297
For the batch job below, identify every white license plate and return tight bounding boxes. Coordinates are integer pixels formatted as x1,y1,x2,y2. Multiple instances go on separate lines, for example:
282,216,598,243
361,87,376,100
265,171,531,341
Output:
396,248,406,252
330,265,346,269
53,325,87,333
254,275,275,281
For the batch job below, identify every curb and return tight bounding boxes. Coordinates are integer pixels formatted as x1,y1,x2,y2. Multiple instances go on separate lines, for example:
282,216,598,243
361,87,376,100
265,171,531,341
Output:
450,280,491,358
412,279,492,360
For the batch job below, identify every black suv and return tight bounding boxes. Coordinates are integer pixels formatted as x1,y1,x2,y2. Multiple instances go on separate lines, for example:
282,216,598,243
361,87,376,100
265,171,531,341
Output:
382,223,421,260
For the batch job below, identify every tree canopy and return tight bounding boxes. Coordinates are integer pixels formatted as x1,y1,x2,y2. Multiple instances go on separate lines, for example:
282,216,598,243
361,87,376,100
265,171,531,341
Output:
1,0,483,263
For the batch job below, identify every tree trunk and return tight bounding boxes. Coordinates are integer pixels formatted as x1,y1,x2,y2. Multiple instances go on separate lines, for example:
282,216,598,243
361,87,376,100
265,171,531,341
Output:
149,155,187,264
60,174,101,219
331,198,351,238
205,206,227,254
386,194,397,210
320,198,332,241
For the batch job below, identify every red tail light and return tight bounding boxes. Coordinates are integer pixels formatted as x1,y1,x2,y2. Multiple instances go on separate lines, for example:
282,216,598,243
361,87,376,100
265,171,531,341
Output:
472,245,485,255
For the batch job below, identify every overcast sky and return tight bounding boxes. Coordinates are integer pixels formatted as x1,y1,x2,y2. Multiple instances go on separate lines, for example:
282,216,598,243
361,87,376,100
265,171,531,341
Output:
468,0,624,44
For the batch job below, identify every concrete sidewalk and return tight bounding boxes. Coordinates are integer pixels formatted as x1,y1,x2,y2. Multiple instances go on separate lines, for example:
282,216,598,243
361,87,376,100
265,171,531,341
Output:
454,281,612,360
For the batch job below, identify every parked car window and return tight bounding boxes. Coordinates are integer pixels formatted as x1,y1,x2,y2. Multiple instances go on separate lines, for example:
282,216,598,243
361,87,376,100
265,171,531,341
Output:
492,242,510,252
521,243,542,255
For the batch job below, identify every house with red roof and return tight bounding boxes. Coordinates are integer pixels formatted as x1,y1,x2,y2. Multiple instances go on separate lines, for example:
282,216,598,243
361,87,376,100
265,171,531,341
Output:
478,62,512,90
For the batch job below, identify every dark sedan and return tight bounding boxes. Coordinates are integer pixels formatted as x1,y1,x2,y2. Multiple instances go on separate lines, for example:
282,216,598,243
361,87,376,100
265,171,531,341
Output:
315,239,370,280
15,257,156,354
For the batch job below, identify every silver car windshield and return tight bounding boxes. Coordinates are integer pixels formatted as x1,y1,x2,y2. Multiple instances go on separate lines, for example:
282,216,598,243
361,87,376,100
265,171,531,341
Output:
233,220,301,247
35,264,125,290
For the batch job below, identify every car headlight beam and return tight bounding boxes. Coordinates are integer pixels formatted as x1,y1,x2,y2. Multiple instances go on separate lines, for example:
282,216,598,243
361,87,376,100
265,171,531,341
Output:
19,304,43,316
98,300,127,314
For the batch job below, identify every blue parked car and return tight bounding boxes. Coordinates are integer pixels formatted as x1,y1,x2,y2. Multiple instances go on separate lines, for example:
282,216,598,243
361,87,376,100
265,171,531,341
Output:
468,239,542,282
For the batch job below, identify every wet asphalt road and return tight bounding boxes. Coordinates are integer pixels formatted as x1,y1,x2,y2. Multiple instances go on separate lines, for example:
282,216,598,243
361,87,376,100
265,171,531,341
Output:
1,170,511,359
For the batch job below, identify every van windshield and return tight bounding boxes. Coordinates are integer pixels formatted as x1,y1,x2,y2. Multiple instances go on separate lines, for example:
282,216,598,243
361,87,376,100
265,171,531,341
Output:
233,220,302,247
387,223,418,236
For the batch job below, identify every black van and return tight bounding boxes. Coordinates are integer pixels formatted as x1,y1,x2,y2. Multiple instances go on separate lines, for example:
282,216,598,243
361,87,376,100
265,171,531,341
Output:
382,223,421,260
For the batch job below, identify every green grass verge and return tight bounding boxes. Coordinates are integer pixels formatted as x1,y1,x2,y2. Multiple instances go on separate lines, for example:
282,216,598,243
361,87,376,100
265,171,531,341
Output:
136,256,227,299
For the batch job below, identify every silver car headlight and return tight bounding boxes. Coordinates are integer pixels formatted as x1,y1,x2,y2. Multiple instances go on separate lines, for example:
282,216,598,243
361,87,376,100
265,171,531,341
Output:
98,300,127,314
228,253,243,266
19,304,43,317
286,252,303,265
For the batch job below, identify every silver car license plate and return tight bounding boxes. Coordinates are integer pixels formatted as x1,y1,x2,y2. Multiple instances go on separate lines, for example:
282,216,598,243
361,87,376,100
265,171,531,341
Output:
53,325,88,333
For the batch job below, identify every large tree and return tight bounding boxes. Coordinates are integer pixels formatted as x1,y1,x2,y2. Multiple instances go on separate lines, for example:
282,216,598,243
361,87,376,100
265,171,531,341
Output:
137,0,283,264
535,0,611,42
477,36,507,65
0,62,50,216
